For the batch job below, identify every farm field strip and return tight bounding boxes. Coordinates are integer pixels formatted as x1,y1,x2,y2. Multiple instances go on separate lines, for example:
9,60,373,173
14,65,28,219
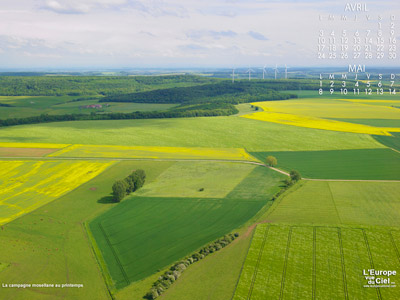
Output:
0,160,114,225
251,149,400,180
233,225,400,300
48,144,257,161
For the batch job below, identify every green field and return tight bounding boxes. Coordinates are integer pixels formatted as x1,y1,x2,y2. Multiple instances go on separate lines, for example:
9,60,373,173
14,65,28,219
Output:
0,116,384,152
233,224,400,300
135,162,255,198
264,181,400,226
0,96,177,119
374,132,400,151
334,118,400,127
251,148,400,180
89,164,285,290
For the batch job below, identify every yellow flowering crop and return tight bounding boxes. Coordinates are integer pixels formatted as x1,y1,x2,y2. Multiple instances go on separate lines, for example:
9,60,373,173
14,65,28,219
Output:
49,144,256,161
0,142,70,149
242,111,393,136
0,160,114,226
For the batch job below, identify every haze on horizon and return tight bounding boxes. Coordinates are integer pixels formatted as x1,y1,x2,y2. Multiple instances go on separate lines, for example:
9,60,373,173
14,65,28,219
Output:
0,0,398,69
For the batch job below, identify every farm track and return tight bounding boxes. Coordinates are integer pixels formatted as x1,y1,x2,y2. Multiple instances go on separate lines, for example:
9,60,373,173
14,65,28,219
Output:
1,156,400,182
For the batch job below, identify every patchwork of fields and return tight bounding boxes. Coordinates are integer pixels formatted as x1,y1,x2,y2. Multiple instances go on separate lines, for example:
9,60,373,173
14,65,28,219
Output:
89,163,285,290
2,86,400,300
0,160,113,225
233,224,400,300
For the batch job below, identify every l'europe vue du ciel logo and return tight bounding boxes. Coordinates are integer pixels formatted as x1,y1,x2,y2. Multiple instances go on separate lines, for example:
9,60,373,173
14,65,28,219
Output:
363,269,397,288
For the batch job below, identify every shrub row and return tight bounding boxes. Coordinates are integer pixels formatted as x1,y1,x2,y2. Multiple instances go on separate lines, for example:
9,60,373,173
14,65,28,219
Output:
144,233,239,299
271,170,302,201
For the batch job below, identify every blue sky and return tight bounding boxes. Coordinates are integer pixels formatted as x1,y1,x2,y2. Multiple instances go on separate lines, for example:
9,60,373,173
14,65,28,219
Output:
0,0,398,69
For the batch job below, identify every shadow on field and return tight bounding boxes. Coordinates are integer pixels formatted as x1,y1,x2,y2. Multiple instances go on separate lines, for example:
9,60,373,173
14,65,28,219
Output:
97,195,114,204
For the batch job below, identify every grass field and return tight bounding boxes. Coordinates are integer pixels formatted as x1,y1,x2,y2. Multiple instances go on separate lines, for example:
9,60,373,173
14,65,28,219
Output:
0,96,177,118
89,164,285,290
0,160,113,225
0,160,173,300
264,181,400,227
251,148,400,180
135,162,255,198
233,224,400,300
49,144,256,161
333,119,400,127
0,117,385,152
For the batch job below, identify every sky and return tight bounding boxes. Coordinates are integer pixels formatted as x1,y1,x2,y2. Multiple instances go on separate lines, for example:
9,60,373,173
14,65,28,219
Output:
0,0,399,69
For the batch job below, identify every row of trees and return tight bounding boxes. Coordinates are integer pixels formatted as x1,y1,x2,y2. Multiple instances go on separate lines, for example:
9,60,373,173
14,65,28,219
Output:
0,75,215,96
0,103,238,128
112,170,146,202
101,81,298,104
145,233,239,299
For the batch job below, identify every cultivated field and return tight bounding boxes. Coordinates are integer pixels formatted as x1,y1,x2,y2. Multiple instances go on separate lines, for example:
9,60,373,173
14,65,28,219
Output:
251,148,400,180
265,181,400,227
0,116,385,151
242,98,400,135
49,144,256,161
0,160,174,300
89,163,285,290
0,160,113,225
233,224,400,300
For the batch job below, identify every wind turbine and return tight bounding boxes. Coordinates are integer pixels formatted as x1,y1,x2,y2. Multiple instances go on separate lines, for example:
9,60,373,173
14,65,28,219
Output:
246,67,254,81
285,64,290,79
262,65,268,80
230,68,236,83
274,64,279,80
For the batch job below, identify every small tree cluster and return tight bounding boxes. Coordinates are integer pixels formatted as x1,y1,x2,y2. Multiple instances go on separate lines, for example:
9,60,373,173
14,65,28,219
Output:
271,170,301,201
112,169,146,202
144,233,239,300
266,155,278,167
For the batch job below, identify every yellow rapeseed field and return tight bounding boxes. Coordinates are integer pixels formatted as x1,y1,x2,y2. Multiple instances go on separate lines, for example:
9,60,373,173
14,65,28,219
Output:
49,144,256,161
0,142,70,149
242,99,400,135
0,160,114,226
242,111,393,136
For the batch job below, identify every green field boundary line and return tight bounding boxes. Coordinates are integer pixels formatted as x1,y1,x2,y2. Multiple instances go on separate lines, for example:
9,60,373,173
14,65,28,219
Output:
247,225,269,300
84,222,115,300
312,227,316,300
337,228,349,300
231,226,259,300
279,227,292,300
389,231,400,264
362,229,382,300
327,182,343,224
98,222,130,286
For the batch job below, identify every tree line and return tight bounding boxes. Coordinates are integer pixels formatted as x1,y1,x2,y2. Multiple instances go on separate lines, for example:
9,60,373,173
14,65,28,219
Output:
0,104,238,128
112,170,146,202
101,81,298,104
145,233,239,299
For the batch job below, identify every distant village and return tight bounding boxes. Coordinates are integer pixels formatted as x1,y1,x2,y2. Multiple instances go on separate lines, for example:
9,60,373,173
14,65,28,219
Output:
79,103,110,109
